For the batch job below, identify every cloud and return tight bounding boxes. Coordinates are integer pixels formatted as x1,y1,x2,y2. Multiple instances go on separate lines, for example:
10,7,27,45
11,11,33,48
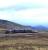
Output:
0,0,16,8
16,0,48,4
16,3,42,11
16,8,48,26
0,10,16,21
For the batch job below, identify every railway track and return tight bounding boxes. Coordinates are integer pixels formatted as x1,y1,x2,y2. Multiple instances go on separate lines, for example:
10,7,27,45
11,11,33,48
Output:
0,33,48,38
0,33,35,37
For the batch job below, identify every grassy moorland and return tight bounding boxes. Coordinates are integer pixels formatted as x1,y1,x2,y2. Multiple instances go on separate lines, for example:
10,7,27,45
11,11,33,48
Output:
0,32,48,50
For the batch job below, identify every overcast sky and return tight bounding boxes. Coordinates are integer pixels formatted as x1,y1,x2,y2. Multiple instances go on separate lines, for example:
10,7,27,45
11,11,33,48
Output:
0,0,48,26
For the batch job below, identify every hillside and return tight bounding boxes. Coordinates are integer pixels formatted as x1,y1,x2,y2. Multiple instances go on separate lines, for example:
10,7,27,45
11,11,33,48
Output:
0,19,32,30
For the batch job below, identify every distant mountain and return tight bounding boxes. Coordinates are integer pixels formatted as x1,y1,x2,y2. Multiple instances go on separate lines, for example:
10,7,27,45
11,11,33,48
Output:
0,19,32,30
32,25,48,31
